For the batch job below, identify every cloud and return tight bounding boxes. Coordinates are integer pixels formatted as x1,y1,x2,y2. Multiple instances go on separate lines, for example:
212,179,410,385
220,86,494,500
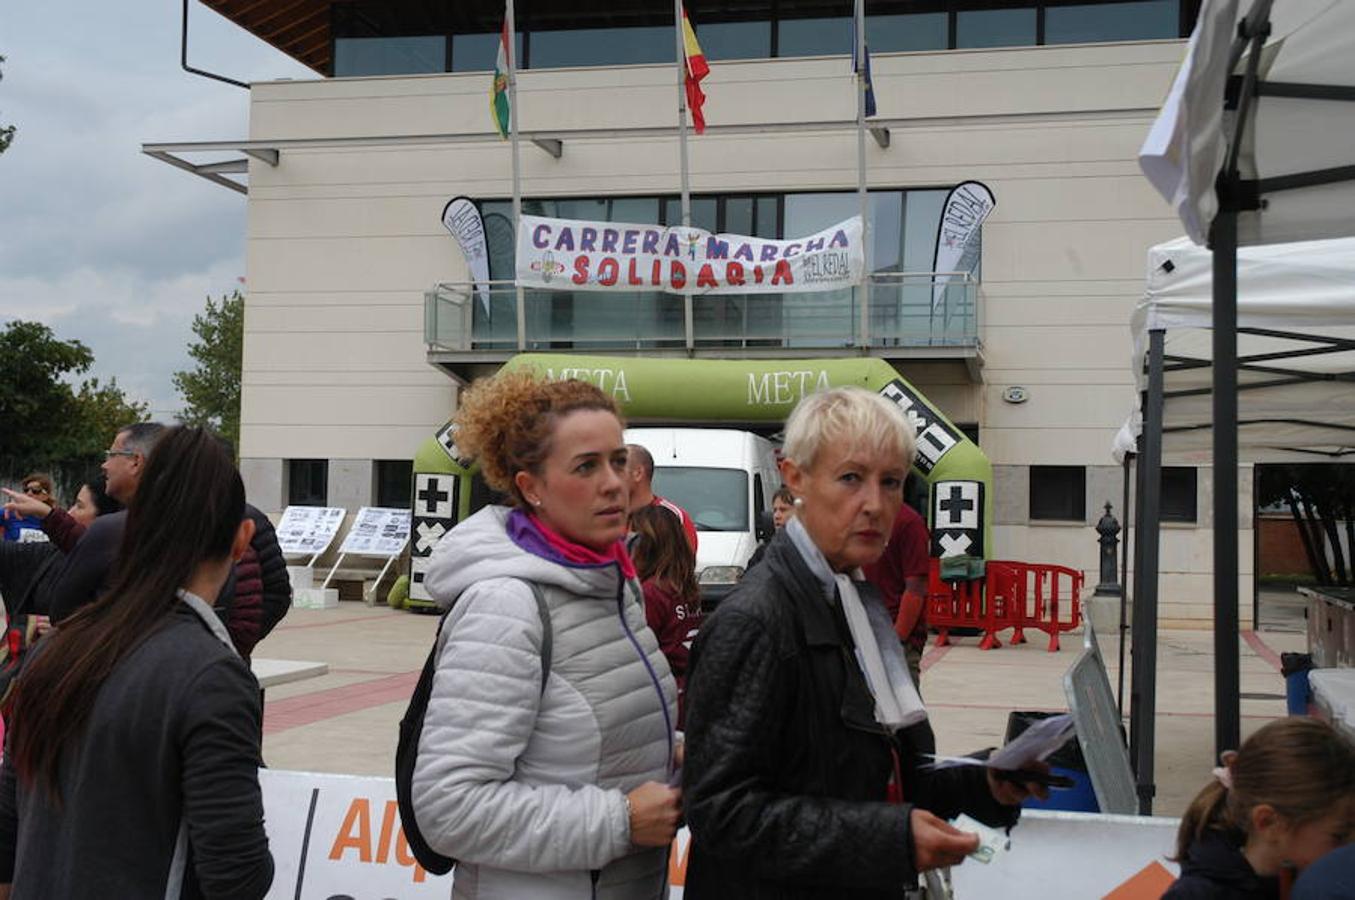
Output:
0,0,313,420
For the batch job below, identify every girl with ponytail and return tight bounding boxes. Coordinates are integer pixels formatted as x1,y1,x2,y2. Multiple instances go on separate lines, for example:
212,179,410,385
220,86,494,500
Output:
1166,717,1355,898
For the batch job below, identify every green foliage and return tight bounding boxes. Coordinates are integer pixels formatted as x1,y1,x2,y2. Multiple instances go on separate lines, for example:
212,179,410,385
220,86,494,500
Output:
173,290,243,450
0,320,149,484
0,55,14,155
1259,464,1355,586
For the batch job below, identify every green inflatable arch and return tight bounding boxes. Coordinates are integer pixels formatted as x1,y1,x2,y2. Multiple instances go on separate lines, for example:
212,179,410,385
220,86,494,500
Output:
401,354,992,609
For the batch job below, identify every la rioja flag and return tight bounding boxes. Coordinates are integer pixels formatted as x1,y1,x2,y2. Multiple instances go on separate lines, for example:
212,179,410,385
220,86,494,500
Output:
491,16,512,139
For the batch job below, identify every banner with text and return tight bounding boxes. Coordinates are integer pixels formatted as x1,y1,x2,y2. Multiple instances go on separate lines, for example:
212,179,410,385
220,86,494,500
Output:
516,214,863,294
931,181,995,310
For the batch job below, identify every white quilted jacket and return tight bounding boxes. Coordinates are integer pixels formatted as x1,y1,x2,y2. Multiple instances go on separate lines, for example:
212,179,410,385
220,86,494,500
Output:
413,505,678,900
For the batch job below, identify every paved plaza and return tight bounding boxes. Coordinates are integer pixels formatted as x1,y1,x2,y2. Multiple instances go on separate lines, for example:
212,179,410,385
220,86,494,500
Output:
256,599,1306,819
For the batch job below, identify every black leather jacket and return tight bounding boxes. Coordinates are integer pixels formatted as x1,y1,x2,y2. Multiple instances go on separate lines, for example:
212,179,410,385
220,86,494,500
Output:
682,530,1017,899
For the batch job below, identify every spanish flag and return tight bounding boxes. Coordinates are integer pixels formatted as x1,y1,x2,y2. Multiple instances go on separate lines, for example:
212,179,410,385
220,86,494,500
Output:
681,6,709,133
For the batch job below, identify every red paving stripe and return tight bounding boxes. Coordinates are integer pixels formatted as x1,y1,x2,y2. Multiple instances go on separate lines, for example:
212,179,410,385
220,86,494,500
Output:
263,670,419,736
275,611,405,631
1241,630,1283,673
920,644,952,672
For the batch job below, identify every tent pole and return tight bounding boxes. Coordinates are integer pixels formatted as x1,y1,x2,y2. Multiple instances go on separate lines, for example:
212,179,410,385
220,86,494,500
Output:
1118,452,1132,717
1134,328,1166,815
1212,201,1241,758
1129,436,1146,771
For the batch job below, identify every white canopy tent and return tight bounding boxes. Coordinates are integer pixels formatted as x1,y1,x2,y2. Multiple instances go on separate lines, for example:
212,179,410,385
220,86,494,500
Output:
1140,0,1355,248
1117,236,1355,464
1131,0,1355,812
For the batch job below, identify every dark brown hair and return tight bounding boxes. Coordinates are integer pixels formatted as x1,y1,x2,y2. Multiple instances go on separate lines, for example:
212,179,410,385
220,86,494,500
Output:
631,505,699,603
1174,717,1355,861
10,427,245,800
454,371,621,507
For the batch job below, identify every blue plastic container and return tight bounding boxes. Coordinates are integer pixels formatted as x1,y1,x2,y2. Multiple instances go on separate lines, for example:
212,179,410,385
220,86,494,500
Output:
1020,765,1099,813
1286,669,1312,715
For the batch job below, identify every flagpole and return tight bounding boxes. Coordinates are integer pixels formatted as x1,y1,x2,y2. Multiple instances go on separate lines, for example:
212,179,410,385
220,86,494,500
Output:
855,0,871,348
507,0,525,350
674,0,694,351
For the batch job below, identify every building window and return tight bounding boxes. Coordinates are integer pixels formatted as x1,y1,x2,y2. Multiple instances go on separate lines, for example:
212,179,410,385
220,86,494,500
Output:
956,7,1038,49
288,459,329,507
777,17,853,58
1029,465,1086,521
330,2,1189,78
375,460,414,509
870,13,950,52
451,31,522,72
530,25,673,69
1160,466,1198,523
333,36,446,76
1044,1,1180,45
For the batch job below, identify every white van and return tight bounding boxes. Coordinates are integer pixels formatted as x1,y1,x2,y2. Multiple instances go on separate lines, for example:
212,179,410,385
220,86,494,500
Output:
624,427,780,605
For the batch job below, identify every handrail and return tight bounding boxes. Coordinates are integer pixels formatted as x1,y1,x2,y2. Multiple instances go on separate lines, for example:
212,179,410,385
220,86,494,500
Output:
425,271,980,353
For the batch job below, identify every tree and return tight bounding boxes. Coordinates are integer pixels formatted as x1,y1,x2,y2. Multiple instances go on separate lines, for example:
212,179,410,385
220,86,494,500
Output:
1259,464,1355,586
173,290,243,449
0,320,149,484
0,55,14,155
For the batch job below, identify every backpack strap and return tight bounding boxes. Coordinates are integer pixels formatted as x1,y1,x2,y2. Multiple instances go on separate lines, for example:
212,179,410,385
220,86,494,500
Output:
520,579,553,692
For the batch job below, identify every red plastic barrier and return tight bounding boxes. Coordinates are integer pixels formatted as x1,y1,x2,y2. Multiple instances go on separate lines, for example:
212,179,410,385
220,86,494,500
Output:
926,559,1084,652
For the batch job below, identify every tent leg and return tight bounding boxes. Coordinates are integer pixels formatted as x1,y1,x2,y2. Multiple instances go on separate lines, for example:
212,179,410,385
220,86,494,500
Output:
1118,453,1132,717
1212,206,1242,758
1132,328,1166,816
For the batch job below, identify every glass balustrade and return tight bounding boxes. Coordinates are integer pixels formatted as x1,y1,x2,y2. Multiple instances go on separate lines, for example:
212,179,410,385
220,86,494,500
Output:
426,273,978,354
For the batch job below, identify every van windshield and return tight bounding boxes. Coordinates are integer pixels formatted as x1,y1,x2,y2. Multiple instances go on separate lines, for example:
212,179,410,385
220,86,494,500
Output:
650,467,749,532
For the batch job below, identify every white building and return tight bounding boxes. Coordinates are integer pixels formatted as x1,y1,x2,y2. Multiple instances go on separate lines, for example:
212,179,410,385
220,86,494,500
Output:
159,0,1245,626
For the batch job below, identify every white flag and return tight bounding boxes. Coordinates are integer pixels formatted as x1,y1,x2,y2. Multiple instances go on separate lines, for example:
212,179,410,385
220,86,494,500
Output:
931,181,995,311
441,196,492,315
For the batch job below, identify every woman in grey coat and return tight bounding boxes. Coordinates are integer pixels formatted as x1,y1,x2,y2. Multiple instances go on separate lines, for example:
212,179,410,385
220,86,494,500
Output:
413,371,681,900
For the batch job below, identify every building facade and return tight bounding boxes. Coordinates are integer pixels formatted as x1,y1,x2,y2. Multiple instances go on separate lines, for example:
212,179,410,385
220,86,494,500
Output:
174,0,1248,625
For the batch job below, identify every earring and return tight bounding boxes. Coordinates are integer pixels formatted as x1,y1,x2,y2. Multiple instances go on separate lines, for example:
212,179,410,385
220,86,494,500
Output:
532,498,543,507
793,496,804,508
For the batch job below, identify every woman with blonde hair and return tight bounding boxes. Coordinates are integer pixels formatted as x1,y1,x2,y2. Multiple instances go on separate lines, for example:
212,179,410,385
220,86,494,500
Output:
1165,717,1355,899
412,371,680,899
683,387,1043,899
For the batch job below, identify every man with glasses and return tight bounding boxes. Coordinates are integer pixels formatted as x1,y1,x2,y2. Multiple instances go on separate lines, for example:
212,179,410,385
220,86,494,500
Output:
47,424,292,657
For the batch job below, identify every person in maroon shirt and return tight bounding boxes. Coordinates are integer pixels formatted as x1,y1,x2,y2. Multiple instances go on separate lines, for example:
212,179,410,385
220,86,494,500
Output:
626,443,699,553
863,501,932,689
631,504,703,727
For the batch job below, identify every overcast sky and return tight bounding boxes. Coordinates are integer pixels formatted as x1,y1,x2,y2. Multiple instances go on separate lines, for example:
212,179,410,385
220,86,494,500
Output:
1,1,314,418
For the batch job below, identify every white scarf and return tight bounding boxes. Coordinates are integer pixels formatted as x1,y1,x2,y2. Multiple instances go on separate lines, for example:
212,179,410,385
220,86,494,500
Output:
786,519,928,730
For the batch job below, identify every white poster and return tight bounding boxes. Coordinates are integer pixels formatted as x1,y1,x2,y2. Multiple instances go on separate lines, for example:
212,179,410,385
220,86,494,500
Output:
276,506,346,557
441,196,492,314
339,506,411,557
931,181,995,310
516,214,863,295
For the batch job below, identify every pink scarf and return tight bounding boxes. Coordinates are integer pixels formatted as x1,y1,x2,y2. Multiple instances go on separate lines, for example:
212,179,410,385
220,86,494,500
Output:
523,511,637,579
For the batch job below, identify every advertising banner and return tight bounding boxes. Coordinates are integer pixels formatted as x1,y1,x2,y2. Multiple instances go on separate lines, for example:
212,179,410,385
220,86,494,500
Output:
338,507,411,557
516,214,863,295
261,769,1176,899
441,196,492,313
276,506,346,558
931,181,995,310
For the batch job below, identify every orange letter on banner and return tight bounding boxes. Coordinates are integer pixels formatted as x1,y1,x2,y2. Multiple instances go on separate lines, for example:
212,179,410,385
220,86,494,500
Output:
394,825,430,883
668,835,689,886
329,798,373,862
376,800,399,863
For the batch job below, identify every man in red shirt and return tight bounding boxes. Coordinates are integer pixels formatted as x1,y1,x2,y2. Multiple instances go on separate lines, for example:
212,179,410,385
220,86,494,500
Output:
863,502,931,689
625,444,699,552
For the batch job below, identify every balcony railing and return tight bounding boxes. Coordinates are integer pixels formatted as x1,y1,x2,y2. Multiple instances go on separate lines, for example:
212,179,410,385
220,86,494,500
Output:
425,271,978,355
